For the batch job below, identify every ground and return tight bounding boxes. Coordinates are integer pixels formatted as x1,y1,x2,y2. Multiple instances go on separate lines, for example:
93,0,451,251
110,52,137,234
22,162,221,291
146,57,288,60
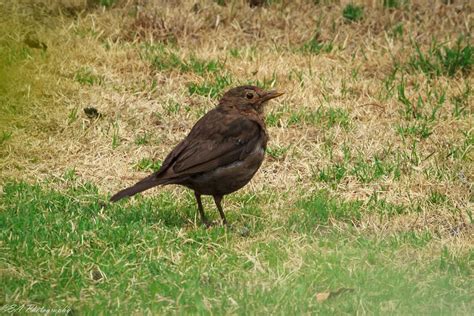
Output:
0,0,472,314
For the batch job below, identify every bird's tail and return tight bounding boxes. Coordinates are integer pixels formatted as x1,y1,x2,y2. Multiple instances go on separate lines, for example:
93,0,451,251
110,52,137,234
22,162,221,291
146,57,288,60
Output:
110,174,162,202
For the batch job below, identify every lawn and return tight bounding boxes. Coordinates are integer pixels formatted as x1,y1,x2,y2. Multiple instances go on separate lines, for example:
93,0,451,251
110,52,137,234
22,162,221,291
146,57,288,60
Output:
0,0,472,314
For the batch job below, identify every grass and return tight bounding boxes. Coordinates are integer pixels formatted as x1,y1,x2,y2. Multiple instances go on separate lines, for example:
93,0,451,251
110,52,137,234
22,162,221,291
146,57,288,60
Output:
301,35,334,55
408,38,473,77
266,144,289,160
288,106,351,129
394,76,449,140
289,190,363,228
446,129,473,161
1,181,472,314
134,132,151,146
391,23,404,38
143,44,223,75
316,151,402,186
187,74,233,98
383,0,407,9
134,158,162,172
451,84,471,118
0,131,12,146
342,4,364,22
246,73,278,90
90,0,118,8
0,0,473,313
74,67,103,86
396,121,432,139
111,121,120,149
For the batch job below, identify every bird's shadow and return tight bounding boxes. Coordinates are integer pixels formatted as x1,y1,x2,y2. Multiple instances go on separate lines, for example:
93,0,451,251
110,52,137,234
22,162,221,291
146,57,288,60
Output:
106,195,192,228
100,191,266,232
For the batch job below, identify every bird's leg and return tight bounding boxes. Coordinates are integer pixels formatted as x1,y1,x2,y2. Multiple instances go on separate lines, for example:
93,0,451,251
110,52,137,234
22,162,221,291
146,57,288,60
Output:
194,192,209,226
213,195,227,225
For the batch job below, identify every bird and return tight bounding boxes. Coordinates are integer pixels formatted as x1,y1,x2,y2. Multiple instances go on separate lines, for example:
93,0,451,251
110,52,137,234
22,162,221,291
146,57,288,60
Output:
110,85,284,226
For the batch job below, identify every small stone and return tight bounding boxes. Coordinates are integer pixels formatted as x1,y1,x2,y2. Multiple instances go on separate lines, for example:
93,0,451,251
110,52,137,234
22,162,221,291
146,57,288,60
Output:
239,226,250,237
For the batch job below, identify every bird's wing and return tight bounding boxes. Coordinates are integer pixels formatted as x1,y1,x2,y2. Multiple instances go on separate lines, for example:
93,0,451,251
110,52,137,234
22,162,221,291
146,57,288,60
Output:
157,109,263,178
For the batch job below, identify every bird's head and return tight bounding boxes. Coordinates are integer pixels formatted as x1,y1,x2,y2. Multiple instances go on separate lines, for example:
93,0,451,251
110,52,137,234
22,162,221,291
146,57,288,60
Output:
218,85,284,114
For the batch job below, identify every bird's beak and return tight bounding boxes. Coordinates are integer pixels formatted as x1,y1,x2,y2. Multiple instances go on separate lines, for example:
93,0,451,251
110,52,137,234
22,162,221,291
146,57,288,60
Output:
262,90,284,102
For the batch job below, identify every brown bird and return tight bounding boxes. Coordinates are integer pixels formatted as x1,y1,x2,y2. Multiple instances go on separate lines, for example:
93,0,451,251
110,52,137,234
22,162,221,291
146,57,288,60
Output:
110,85,283,225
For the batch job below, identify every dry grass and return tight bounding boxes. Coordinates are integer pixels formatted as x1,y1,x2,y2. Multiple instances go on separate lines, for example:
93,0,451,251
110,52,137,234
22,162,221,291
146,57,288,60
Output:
0,0,472,243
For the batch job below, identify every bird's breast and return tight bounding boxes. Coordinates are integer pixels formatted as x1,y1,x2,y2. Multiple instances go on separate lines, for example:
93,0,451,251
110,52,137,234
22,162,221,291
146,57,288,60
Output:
187,141,266,196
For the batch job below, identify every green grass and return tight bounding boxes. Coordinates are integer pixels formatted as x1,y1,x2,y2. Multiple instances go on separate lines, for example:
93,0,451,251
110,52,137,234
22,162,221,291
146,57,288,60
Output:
394,77,447,140
383,0,407,9
446,129,473,161
391,23,404,38
451,83,471,118
342,4,364,22
1,181,472,314
134,158,162,172
187,74,233,98
164,101,189,115
301,36,334,55
89,0,117,7
67,107,79,125
142,44,222,75
245,73,278,90
266,145,289,160
396,121,432,139
288,107,351,129
289,190,363,228
229,48,241,58
408,38,473,77
428,191,448,205
351,156,401,183
74,67,103,86
316,152,402,186
0,130,12,145
214,0,226,6
265,110,284,127
111,121,120,149
134,133,151,146
367,196,407,216
317,163,347,185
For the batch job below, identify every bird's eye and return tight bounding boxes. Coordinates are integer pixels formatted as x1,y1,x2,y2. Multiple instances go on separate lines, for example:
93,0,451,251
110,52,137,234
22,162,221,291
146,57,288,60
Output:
246,92,254,99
